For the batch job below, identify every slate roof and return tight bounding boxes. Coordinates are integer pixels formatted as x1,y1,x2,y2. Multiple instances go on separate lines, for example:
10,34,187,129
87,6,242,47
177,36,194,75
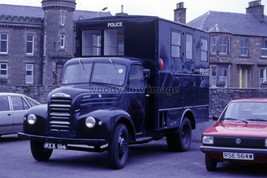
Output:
0,4,111,20
188,11,267,37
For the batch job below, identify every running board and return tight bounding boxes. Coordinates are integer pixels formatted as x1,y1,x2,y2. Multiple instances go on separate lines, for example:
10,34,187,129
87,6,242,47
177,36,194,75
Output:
135,137,152,144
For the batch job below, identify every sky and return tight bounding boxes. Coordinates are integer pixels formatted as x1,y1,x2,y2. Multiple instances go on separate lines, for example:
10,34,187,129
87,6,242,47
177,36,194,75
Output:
0,0,266,22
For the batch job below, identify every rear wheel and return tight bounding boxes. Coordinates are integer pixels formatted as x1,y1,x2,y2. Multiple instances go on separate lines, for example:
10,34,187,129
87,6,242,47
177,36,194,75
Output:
205,154,217,171
30,141,53,161
166,117,192,152
108,124,129,169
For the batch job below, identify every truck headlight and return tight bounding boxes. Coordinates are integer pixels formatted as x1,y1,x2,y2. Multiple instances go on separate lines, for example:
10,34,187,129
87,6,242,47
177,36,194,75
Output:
85,117,96,128
27,114,37,125
202,135,214,145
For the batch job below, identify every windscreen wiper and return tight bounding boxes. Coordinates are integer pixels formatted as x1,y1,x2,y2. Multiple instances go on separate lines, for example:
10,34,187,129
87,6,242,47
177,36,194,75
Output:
224,118,248,123
78,58,85,70
246,118,267,122
108,58,119,72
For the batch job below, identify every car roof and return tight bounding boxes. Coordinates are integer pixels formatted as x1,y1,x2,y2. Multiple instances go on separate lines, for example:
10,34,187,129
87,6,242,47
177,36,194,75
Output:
230,98,267,103
0,92,26,96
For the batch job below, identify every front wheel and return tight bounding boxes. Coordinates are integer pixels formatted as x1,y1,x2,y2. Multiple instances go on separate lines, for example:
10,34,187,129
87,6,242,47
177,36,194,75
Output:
166,117,192,152
30,141,53,161
108,124,129,169
205,154,217,171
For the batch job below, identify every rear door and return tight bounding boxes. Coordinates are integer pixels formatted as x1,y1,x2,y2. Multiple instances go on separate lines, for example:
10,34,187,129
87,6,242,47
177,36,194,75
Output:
0,96,12,134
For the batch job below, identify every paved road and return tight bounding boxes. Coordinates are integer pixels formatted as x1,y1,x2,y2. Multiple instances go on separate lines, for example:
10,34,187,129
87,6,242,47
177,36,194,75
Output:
1,133,267,178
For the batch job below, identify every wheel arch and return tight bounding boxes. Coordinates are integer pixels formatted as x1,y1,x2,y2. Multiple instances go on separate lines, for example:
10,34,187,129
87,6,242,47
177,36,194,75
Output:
181,109,196,130
116,117,136,144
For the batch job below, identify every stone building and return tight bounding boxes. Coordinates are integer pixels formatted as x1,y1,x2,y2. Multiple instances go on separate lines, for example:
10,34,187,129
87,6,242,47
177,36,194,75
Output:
176,0,267,88
0,0,110,86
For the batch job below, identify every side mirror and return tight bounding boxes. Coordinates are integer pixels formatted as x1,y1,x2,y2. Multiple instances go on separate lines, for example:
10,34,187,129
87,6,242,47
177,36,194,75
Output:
143,69,150,80
212,116,219,121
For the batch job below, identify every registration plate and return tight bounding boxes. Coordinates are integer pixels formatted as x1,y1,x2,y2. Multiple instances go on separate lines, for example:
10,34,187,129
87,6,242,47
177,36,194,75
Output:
44,143,67,150
223,152,254,160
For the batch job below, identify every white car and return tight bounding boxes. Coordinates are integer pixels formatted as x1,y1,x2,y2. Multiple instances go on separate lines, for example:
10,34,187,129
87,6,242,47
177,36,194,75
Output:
0,93,40,137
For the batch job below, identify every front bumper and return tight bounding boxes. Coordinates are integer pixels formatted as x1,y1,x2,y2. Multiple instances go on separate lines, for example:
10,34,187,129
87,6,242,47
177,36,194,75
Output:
18,132,107,146
201,145,267,163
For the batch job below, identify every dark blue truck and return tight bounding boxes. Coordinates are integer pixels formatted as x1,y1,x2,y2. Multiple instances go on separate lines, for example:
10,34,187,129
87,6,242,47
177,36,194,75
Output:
19,15,209,169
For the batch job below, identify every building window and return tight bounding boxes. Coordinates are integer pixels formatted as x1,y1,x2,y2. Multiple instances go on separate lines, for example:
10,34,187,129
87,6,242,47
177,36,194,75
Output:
260,68,267,85
219,36,228,55
186,34,193,60
0,33,8,54
0,63,8,78
210,66,217,87
201,38,208,61
218,66,228,87
26,35,34,55
60,34,65,49
60,12,66,26
261,39,267,58
171,31,181,58
240,38,249,57
210,37,217,54
25,64,33,84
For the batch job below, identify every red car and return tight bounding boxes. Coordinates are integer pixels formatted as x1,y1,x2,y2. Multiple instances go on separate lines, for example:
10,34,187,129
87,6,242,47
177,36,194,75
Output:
201,98,267,171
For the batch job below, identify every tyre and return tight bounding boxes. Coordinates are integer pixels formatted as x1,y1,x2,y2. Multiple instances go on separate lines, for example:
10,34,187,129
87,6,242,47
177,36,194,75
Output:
205,154,217,171
30,141,53,161
166,117,192,152
108,124,129,169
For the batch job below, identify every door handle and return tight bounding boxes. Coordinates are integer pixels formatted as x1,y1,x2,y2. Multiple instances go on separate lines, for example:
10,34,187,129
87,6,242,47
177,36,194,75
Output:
7,113,11,116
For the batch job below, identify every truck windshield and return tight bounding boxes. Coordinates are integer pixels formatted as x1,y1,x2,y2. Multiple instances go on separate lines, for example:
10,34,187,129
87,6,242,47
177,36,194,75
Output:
91,63,126,86
62,62,92,84
62,61,126,86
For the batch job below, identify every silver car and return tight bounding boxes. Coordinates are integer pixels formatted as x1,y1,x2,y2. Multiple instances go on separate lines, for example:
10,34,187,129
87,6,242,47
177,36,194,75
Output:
0,93,40,137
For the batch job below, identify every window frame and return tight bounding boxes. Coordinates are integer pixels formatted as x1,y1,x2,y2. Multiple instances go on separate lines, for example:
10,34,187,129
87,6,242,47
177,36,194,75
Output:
25,64,33,84
60,34,65,49
210,66,217,87
185,33,193,60
240,38,249,57
201,38,208,61
261,39,267,58
0,33,8,54
210,37,217,55
26,34,34,55
260,68,267,85
218,66,228,87
219,36,229,55
60,11,66,26
0,63,8,79
171,31,181,58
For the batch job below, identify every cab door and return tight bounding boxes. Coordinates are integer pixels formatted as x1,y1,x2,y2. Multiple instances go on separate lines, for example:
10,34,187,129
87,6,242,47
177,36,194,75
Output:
0,96,12,134
127,65,146,134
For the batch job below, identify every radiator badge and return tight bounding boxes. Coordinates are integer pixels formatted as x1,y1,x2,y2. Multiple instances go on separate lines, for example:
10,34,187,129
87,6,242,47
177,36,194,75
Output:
52,93,70,98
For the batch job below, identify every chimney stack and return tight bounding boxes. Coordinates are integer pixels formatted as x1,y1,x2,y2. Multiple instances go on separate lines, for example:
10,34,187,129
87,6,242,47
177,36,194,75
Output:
174,2,186,23
246,0,264,22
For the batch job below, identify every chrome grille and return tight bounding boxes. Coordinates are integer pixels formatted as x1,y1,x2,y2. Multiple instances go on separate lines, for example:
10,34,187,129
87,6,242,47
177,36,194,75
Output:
49,97,72,132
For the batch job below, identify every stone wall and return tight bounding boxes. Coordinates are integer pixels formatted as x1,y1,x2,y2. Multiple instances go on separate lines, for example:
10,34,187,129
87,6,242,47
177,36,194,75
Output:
209,88,267,117
1,85,267,117
0,85,57,103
